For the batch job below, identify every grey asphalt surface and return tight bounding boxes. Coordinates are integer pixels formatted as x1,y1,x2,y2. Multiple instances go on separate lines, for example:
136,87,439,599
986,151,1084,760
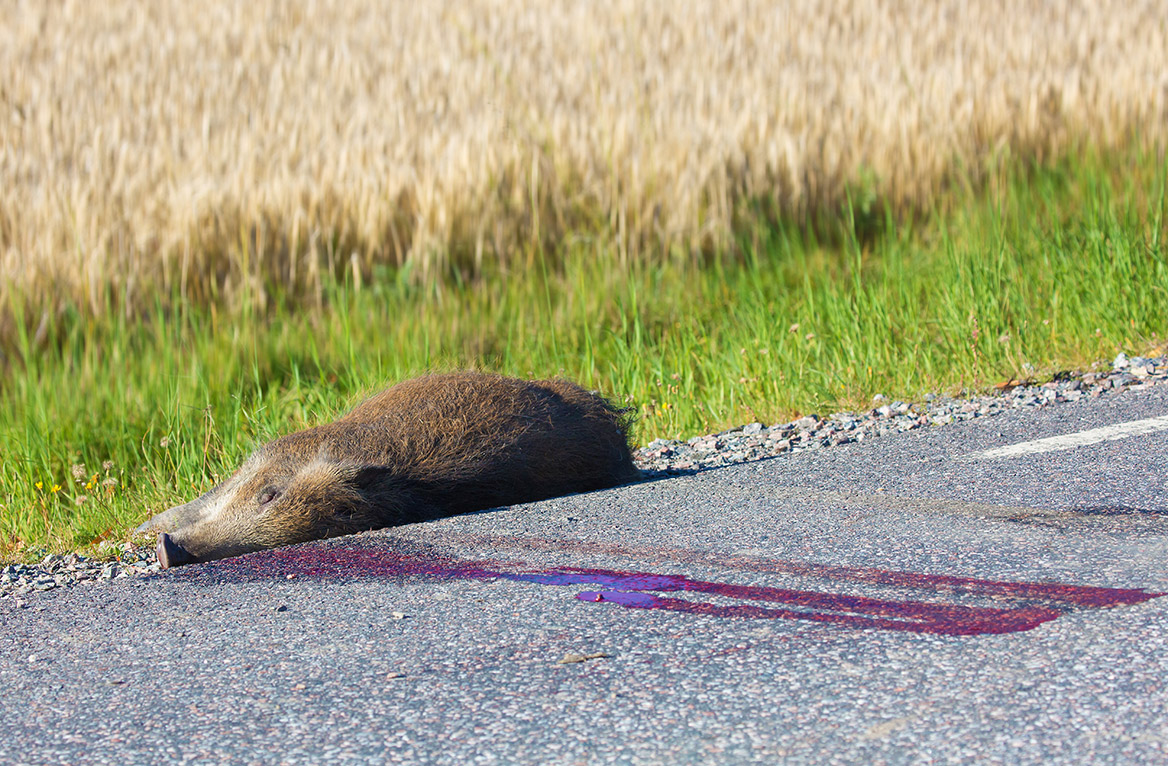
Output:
3,383,1168,765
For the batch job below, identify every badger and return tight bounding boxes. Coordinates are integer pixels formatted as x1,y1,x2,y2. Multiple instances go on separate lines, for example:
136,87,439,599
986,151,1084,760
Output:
137,372,638,568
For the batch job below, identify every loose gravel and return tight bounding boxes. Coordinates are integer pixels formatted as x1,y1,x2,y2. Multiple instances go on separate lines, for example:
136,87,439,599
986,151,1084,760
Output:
3,352,1165,603
1,547,161,608
636,352,1168,475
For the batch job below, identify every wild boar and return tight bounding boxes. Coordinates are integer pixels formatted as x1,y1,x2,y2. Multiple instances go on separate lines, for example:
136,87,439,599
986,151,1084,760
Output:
137,372,638,568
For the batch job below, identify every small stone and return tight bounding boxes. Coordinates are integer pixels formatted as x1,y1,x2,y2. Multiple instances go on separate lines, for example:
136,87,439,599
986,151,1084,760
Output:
742,422,764,436
557,651,610,664
274,605,288,612
794,415,819,430
1113,352,1129,370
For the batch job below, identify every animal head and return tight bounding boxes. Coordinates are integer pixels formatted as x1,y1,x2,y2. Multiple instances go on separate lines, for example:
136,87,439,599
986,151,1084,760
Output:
137,444,402,568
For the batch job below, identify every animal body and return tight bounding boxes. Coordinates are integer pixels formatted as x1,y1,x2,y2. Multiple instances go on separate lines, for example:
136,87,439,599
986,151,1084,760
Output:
137,372,638,568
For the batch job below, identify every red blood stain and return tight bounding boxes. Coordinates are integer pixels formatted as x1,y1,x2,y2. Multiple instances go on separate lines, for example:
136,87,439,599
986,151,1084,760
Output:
458,536,1156,609
185,537,1162,636
503,566,1067,635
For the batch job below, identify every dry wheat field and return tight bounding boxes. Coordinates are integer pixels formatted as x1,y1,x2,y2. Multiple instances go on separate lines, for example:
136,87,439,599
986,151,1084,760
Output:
2,0,1166,320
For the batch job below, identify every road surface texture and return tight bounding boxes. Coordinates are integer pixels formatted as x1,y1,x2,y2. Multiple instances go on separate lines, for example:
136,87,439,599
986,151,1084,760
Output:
3,382,1167,765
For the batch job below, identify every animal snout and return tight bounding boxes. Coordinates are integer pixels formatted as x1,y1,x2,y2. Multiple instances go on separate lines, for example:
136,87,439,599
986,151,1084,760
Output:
156,533,196,569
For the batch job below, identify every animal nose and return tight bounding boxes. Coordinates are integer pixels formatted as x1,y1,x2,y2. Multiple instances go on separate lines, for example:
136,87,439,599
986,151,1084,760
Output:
157,533,196,569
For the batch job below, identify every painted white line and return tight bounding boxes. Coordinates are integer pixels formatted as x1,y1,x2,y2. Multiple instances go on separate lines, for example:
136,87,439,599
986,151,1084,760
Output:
969,414,1168,459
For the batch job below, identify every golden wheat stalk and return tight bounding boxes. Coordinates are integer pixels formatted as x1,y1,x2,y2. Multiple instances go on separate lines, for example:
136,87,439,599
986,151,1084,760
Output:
2,0,1165,320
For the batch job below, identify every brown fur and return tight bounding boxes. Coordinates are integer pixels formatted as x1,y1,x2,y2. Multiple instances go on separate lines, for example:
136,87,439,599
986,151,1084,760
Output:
138,372,639,566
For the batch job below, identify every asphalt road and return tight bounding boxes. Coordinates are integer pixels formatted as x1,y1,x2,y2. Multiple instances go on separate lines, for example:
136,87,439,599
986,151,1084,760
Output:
3,382,1168,765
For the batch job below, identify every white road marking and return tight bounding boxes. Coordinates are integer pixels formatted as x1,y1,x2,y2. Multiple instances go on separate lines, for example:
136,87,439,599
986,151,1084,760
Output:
969,414,1168,459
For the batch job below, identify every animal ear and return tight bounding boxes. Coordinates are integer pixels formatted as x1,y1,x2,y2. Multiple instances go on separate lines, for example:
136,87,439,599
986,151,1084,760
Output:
304,449,391,490
337,464,435,523
347,465,397,490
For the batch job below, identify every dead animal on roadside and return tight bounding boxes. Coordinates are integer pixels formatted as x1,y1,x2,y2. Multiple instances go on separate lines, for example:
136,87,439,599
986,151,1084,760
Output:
137,372,638,568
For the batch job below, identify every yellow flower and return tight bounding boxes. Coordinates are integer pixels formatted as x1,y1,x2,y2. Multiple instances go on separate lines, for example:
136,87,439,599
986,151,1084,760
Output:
35,481,42,490
51,484,61,493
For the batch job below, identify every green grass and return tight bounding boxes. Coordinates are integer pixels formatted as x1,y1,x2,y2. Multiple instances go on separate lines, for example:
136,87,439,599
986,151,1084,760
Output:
2,147,1166,561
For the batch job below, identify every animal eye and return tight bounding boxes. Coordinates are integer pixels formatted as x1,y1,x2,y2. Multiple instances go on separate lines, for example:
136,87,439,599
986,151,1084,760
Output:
258,487,281,506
